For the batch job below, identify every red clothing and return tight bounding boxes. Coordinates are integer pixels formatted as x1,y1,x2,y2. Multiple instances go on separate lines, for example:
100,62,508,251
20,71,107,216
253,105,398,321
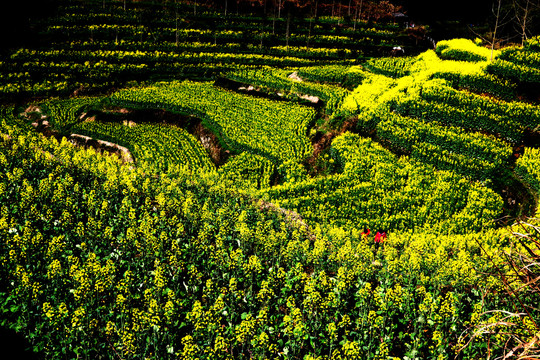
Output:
361,228,370,237
374,232,382,243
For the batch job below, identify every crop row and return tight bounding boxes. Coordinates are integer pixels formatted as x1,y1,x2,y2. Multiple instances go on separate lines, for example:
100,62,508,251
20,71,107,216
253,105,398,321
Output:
4,51,330,72
0,64,270,98
109,81,314,166
40,97,104,132
486,58,540,84
71,120,215,173
0,54,347,98
47,13,396,38
41,24,395,49
219,152,275,189
407,50,517,100
515,147,540,212
296,65,367,89
50,4,400,34
376,113,512,179
394,97,522,142
435,38,494,62
8,48,352,66
262,132,503,233
363,56,417,78
496,47,540,69
49,40,357,60
225,67,350,114
420,79,540,131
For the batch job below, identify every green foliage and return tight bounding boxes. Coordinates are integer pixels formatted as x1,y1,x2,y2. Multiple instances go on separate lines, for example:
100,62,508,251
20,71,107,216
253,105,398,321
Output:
218,152,275,189
515,147,540,212
296,65,367,89
435,38,496,62
0,126,517,360
363,56,417,78
71,119,215,173
40,97,103,132
225,67,350,115
487,40,540,84
376,113,512,179
109,80,314,165
394,97,523,142
420,79,540,132
1,2,540,356
263,132,503,233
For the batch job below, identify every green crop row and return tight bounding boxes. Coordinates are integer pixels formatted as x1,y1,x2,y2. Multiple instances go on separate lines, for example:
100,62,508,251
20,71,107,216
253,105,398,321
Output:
515,147,540,209
435,38,495,62
54,40,357,59
41,24,394,50
71,120,215,173
524,35,540,51
225,67,350,114
219,152,275,189
496,46,540,69
430,70,516,100
109,81,314,165
363,56,417,78
40,97,104,132
0,107,33,133
262,132,503,233
400,49,517,100
394,97,522,142
6,50,331,69
376,113,512,179
0,127,515,360
296,65,367,89
486,58,540,84
420,79,540,131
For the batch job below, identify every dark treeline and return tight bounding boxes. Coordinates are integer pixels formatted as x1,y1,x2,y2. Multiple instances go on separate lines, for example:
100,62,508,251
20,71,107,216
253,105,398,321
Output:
1,0,540,51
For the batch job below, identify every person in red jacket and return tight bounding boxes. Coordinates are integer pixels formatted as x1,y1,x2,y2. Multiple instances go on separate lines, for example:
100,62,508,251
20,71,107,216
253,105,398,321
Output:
361,226,370,239
374,229,382,244
374,229,387,252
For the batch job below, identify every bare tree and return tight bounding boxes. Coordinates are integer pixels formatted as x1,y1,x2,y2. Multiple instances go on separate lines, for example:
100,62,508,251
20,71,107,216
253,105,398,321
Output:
489,0,516,59
513,0,540,46
352,0,363,31
492,0,504,59
468,0,512,60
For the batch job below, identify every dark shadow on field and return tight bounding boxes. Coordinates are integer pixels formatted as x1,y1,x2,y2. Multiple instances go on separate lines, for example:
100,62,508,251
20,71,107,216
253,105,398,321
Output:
0,327,42,360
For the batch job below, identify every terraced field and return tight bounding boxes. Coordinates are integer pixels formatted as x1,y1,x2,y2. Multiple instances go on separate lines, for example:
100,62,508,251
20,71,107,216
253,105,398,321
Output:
1,1,540,359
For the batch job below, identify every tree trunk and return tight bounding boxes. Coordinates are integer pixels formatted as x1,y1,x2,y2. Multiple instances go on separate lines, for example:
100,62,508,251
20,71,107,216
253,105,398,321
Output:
286,8,291,48
353,0,362,31
273,2,276,34
521,0,530,46
260,22,264,47
307,17,312,48
491,0,502,60
175,4,179,46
